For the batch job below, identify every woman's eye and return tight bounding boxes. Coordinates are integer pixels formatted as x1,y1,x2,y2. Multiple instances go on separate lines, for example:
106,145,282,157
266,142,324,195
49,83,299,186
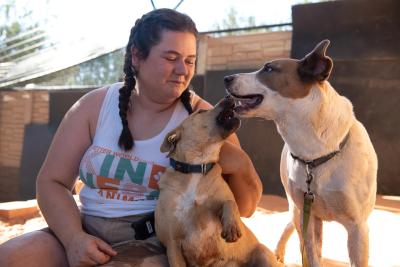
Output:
263,64,273,72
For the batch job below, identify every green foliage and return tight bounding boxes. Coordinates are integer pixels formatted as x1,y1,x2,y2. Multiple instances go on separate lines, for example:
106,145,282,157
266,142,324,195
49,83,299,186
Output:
0,0,46,61
74,49,125,85
212,6,259,36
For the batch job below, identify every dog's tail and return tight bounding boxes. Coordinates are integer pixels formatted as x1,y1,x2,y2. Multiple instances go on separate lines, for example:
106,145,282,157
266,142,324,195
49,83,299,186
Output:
275,221,295,264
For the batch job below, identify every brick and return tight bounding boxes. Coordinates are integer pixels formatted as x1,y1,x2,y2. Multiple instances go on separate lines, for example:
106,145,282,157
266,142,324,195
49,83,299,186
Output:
247,51,265,61
233,43,262,53
208,56,228,65
0,200,39,220
205,30,292,71
207,45,233,57
230,52,248,62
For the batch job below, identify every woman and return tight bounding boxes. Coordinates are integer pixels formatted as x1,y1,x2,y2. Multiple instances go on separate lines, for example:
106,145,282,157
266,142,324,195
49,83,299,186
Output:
0,8,262,267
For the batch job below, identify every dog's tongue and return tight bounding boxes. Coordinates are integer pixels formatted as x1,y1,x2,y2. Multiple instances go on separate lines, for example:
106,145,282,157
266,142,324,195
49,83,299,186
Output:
233,98,256,111
235,98,258,107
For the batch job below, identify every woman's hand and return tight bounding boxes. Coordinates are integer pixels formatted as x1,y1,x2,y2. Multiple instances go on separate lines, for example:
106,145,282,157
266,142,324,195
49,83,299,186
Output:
65,231,117,267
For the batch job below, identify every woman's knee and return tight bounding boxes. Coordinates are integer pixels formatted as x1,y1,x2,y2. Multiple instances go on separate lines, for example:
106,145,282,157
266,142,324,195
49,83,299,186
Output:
0,230,68,267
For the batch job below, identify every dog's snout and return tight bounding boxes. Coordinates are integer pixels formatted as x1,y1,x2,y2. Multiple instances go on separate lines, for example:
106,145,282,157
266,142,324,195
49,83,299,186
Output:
224,75,235,87
216,96,235,111
223,96,235,109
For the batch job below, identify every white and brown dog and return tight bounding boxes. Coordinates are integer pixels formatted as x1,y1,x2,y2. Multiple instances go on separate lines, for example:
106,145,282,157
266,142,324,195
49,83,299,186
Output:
155,98,281,267
224,40,378,267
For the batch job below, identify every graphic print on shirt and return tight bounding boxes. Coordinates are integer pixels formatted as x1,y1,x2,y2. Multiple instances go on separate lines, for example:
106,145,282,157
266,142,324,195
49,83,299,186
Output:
79,145,165,201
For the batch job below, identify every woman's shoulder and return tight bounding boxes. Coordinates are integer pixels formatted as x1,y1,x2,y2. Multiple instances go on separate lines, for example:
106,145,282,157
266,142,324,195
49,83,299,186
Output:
76,83,123,112
67,84,117,133
81,84,113,105
190,90,213,111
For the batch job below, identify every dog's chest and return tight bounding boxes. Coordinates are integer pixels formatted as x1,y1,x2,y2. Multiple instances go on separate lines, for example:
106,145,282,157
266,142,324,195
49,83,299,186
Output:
287,158,309,192
286,155,348,219
173,174,213,222
172,175,225,262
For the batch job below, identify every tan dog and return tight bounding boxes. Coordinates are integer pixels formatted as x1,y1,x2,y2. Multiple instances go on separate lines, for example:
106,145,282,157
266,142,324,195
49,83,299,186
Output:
224,40,378,267
155,98,281,267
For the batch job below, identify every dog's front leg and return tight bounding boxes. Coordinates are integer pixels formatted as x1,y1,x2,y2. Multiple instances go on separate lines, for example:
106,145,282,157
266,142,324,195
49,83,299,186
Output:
220,200,242,242
166,241,187,267
344,221,369,267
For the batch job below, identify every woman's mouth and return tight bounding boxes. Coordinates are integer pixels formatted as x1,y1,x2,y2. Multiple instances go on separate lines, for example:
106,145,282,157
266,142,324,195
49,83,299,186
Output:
169,80,185,84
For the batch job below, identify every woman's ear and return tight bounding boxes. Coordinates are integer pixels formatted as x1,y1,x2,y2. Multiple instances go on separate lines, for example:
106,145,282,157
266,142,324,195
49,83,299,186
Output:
160,128,181,156
298,39,333,82
131,46,140,70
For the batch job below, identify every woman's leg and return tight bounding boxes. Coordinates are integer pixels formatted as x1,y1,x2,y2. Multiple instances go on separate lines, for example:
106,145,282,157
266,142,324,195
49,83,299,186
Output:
0,230,68,267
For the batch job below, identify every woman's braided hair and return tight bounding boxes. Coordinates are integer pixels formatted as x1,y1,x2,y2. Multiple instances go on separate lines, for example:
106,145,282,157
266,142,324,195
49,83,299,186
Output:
118,8,198,150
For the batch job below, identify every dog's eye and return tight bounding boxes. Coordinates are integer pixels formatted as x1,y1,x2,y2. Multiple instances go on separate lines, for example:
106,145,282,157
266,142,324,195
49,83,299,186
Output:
263,64,274,73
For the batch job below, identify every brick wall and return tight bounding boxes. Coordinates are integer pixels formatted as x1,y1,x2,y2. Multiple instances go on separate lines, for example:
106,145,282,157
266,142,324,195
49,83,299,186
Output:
203,31,292,71
0,90,49,201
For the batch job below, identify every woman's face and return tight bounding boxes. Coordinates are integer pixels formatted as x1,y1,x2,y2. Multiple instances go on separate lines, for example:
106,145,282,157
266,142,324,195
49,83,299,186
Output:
133,30,197,104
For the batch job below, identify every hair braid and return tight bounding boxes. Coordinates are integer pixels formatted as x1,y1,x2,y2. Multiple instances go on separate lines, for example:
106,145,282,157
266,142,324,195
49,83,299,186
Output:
118,26,138,150
180,87,194,115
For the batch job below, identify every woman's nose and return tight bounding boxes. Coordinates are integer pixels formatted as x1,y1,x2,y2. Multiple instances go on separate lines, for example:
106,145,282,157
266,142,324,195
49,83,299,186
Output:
175,60,188,75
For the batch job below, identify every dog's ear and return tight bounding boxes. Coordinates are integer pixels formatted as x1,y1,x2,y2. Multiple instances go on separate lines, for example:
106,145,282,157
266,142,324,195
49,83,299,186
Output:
298,39,333,82
160,128,181,156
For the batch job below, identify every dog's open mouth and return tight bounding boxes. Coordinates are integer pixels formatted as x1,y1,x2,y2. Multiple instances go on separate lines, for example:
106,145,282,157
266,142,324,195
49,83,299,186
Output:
216,97,241,135
216,108,235,124
229,93,264,112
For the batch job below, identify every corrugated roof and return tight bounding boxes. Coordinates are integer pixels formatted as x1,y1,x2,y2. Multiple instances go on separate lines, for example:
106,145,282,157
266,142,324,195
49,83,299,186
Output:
0,38,124,89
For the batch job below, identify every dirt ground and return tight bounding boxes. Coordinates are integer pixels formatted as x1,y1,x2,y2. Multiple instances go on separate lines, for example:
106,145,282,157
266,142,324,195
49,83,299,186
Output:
1,194,399,266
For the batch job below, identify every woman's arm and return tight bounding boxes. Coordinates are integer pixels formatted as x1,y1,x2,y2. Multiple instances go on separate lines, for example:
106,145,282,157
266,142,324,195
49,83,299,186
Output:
36,87,116,266
192,94,263,217
219,139,262,217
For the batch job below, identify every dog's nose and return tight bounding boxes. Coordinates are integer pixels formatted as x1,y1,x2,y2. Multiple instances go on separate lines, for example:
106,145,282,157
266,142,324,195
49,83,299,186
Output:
224,96,235,109
224,75,235,87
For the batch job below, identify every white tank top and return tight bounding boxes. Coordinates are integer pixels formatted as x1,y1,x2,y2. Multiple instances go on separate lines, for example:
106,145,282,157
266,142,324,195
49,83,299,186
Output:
79,82,190,217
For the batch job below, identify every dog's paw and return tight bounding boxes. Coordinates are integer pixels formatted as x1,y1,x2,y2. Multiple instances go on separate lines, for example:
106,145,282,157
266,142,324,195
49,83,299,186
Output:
221,219,242,242
275,253,285,264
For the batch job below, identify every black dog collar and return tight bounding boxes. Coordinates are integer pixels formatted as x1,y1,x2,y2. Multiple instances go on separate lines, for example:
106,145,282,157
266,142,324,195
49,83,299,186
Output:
291,133,350,168
169,158,215,174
